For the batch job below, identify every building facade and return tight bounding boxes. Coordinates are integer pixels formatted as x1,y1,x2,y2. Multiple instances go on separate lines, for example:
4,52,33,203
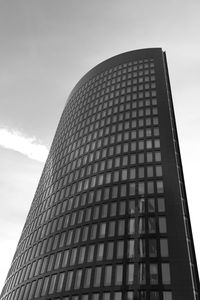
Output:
0,48,199,300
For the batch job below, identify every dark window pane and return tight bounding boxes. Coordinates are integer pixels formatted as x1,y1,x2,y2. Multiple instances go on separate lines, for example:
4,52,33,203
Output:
149,239,157,257
150,291,159,300
139,263,146,284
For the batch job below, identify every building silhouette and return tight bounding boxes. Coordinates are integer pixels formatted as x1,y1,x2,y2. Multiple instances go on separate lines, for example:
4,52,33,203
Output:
0,48,199,300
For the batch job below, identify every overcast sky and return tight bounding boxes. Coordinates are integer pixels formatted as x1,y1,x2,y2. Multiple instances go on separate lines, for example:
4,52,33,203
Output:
0,0,200,290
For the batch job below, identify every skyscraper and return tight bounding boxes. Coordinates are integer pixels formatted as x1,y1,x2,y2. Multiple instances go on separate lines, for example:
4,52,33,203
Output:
0,48,199,300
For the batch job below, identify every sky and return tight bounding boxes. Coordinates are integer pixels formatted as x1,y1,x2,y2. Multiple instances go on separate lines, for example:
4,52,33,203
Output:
0,0,200,291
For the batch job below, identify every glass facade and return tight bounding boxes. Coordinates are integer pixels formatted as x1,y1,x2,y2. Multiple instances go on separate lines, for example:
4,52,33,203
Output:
0,48,199,300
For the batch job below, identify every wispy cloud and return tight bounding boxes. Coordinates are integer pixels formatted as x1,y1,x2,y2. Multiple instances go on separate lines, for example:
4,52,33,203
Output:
0,127,48,162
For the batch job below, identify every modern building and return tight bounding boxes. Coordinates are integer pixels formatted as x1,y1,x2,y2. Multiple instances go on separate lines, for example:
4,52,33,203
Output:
0,48,199,300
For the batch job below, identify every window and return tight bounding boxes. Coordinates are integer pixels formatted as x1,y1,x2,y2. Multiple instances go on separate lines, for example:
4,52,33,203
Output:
118,219,125,236
138,153,144,163
130,168,136,179
148,217,156,233
156,165,162,176
147,181,154,194
108,221,115,237
120,184,127,197
162,263,171,284
147,166,153,177
157,180,164,193
62,250,69,267
122,169,128,180
110,202,117,217
92,293,100,300
163,291,172,300
41,276,49,296
138,167,144,178
104,265,112,286
119,201,126,215
93,206,100,220
102,204,108,218
154,139,160,148
91,224,97,240
79,246,86,264
97,243,104,261
127,291,134,300
103,293,110,300
139,217,145,234
129,200,135,214
115,264,123,285
94,267,102,287
113,171,119,182
159,217,167,233
139,239,146,257
146,140,152,149
70,248,77,266
138,182,145,194
129,182,136,196
74,269,82,289
82,226,89,241
138,198,145,213
84,268,92,288
158,197,165,212
107,242,114,260
147,152,153,162
117,240,124,259
160,239,169,257
65,271,73,291
150,291,159,300
148,198,155,212
150,264,158,284
128,239,135,258
139,263,146,284
155,151,161,162
129,218,135,234
127,264,134,285
99,223,106,238
114,292,122,300
149,239,157,257
87,245,95,262
34,278,42,297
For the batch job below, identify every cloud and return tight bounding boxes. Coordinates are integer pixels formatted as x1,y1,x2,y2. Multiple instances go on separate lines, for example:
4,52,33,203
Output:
0,127,48,162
